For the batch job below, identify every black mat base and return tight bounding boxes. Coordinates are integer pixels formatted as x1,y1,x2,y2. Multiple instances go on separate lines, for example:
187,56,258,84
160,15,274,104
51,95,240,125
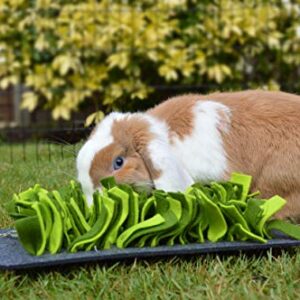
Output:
1,229,300,270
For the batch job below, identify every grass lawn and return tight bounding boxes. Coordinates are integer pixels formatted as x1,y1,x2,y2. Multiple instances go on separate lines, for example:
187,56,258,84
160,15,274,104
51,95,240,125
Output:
0,143,300,299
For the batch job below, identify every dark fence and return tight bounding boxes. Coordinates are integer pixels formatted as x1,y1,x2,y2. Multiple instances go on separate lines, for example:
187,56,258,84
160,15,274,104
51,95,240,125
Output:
0,124,92,164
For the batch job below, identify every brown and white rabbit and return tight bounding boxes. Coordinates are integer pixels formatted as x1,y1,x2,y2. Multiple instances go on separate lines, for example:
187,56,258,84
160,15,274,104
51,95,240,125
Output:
77,90,300,220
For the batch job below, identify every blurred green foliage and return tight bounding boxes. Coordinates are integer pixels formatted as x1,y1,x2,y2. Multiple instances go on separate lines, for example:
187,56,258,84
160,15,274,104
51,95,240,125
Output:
0,0,299,124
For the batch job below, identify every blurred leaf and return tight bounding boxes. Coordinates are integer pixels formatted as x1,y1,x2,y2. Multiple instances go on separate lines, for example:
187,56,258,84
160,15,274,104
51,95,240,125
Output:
21,92,38,111
52,105,71,120
85,111,105,127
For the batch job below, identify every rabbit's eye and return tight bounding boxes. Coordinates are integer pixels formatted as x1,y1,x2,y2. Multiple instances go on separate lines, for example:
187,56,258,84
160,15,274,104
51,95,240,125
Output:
113,156,124,170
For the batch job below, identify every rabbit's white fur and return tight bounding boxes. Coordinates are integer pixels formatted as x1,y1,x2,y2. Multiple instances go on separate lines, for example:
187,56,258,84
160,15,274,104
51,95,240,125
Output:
171,101,230,182
141,114,194,192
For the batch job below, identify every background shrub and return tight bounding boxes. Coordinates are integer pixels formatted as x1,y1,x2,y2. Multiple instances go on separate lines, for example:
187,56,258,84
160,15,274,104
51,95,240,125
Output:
0,0,299,124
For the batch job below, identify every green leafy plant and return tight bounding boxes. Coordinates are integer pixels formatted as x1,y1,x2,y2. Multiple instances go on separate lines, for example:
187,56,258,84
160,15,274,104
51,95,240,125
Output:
6,173,300,256
0,0,299,124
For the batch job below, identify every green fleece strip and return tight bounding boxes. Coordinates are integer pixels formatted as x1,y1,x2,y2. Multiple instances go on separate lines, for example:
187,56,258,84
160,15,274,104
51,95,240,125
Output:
66,208,81,239
7,172,300,255
67,197,91,234
87,191,101,227
11,208,36,218
141,196,156,221
211,182,227,204
38,192,63,254
15,216,43,255
69,195,115,252
227,200,246,210
6,194,35,218
230,173,252,201
178,192,197,245
51,191,72,246
228,224,267,243
52,191,69,220
37,198,53,243
266,220,300,240
102,187,129,249
119,185,139,228
116,214,165,248
135,191,180,247
51,190,74,246
185,196,203,243
15,202,47,256
18,188,38,202
14,198,35,209
69,180,90,220
163,192,193,246
243,198,265,231
257,195,286,237
218,182,240,201
194,188,227,242
5,196,19,215
100,176,117,189
149,196,182,247
219,203,250,230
